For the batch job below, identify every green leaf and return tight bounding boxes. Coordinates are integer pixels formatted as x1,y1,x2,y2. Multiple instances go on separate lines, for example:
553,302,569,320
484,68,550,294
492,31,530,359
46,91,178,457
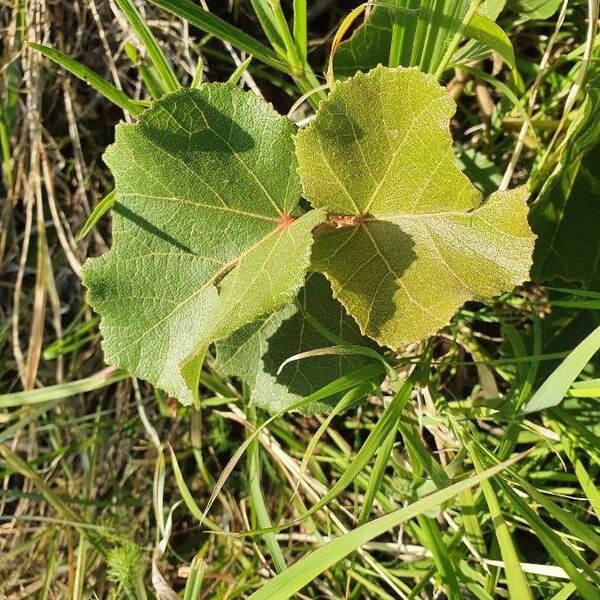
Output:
148,0,283,73
30,43,143,116
531,76,600,291
332,1,401,78
296,67,535,349
507,0,563,20
463,11,515,69
523,325,600,414
333,1,513,77
114,0,180,95
77,189,116,241
83,85,323,405
334,1,471,77
216,273,380,412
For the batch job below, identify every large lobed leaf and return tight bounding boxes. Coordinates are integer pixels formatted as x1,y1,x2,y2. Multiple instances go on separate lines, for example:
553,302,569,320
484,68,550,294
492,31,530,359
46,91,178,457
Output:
295,66,535,349
83,85,323,405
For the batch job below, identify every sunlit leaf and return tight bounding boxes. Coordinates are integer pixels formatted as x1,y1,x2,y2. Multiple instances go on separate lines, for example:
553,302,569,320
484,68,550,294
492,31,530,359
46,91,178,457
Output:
83,85,323,405
296,66,534,349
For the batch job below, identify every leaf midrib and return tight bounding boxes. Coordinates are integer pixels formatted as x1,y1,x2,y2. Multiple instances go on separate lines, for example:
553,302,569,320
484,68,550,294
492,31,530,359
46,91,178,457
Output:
104,225,285,362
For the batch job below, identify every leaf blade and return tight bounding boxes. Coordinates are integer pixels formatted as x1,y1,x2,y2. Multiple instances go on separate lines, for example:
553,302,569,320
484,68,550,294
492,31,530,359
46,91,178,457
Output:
83,85,322,405
296,67,535,348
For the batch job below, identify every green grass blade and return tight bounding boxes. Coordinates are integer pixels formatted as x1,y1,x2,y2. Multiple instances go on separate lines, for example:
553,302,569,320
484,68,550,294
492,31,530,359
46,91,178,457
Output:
197,363,385,528
76,189,116,241
494,478,600,598
470,445,533,600
357,423,396,525
295,385,370,501
0,102,13,189
29,44,143,116
416,515,461,600
115,0,180,94
227,55,253,85
248,405,287,574
0,445,107,552
523,324,600,413
551,557,600,600
0,368,127,408
249,0,287,56
264,0,303,71
463,11,515,69
183,555,205,600
148,0,284,73
247,453,526,600
292,0,307,62
259,374,414,532
431,0,476,76
191,56,204,89
167,444,220,531
453,64,535,139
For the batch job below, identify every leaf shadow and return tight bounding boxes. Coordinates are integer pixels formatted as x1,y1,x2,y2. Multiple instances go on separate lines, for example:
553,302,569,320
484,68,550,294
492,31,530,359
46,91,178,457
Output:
141,90,255,154
112,90,258,254
261,273,377,402
314,221,417,346
113,203,196,254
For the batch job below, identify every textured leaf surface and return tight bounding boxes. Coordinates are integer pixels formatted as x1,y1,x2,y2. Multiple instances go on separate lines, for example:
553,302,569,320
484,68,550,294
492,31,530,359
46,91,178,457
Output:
296,67,534,348
531,76,600,291
216,274,379,412
83,85,323,405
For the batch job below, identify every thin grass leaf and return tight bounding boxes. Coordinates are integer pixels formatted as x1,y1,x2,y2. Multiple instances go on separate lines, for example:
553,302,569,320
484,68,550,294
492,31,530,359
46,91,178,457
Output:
124,42,166,100
249,0,287,56
238,365,435,539
247,404,287,574
292,0,307,62
197,363,385,528
494,478,600,598
293,384,371,502
0,368,127,408
562,436,600,521
0,445,107,553
569,378,600,397
76,189,115,241
227,55,253,85
551,557,600,600
167,444,220,531
247,452,527,600
245,372,418,536
277,344,391,378
463,11,515,69
148,0,284,73
523,324,600,412
191,57,204,89
416,515,461,600
433,0,484,78
357,423,396,526
115,0,180,94
29,44,143,116
452,64,536,139
182,555,205,600
470,444,533,600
